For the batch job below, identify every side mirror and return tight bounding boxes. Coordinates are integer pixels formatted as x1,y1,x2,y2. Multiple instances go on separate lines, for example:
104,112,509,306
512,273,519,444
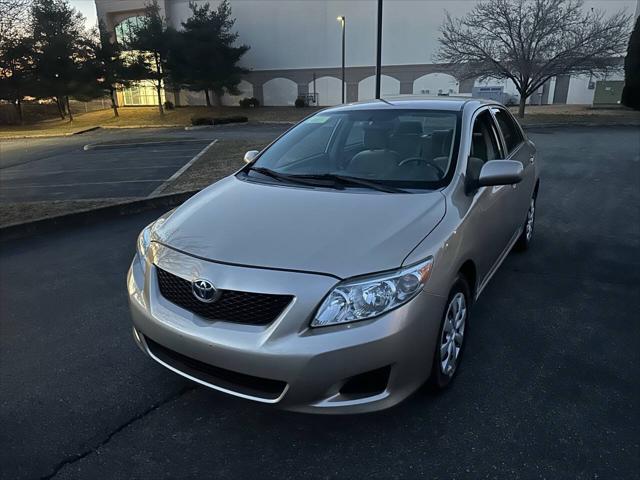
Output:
477,160,523,187
243,150,259,164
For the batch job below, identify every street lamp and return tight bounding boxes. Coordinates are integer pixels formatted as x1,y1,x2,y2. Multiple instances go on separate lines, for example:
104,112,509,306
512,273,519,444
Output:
337,16,346,103
375,0,383,99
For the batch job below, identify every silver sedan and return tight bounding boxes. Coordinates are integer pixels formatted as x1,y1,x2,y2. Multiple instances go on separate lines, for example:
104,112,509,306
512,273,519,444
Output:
128,97,539,414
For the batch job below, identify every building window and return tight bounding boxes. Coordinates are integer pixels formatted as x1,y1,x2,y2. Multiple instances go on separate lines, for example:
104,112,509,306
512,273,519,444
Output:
115,16,144,45
121,80,164,106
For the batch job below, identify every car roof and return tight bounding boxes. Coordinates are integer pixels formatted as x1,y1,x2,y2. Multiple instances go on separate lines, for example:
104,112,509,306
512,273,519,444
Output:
321,95,501,113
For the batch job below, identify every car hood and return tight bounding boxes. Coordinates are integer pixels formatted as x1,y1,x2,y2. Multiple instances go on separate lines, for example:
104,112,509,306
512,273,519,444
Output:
154,176,445,279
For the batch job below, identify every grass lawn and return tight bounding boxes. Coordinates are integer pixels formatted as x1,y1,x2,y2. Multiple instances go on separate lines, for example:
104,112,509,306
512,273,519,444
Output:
510,104,640,125
0,106,320,139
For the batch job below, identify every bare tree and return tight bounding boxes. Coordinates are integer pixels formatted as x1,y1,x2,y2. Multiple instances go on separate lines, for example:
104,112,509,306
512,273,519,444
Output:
0,0,31,49
438,0,632,116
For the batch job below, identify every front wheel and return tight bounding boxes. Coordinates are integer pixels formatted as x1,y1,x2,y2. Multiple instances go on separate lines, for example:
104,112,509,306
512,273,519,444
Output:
430,276,470,389
514,194,536,251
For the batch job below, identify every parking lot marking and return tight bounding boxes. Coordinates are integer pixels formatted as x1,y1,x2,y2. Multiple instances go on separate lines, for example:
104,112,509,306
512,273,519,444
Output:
83,138,213,151
0,165,184,179
148,138,219,197
104,149,206,155
0,179,166,189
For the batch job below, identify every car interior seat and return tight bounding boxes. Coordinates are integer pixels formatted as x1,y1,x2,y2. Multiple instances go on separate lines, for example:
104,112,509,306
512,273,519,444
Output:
347,128,399,176
467,131,488,182
389,121,423,161
429,129,454,173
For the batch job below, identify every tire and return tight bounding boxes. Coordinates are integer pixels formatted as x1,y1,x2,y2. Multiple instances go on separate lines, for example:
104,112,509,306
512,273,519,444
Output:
514,193,536,252
430,275,471,390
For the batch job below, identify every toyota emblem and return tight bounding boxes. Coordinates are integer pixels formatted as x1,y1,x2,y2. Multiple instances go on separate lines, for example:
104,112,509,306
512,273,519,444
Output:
192,279,217,303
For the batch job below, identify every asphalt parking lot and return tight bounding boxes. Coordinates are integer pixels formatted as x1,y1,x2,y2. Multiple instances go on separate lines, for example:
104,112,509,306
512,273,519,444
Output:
0,124,286,202
0,126,638,479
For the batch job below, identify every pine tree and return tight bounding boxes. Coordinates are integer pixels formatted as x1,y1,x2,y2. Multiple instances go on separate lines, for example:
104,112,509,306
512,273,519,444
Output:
30,0,93,121
0,36,35,124
171,1,249,106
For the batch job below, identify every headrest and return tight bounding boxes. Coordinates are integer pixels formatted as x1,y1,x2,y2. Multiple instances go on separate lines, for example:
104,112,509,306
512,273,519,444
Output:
395,121,422,135
432,129,453,156
363,128,389,150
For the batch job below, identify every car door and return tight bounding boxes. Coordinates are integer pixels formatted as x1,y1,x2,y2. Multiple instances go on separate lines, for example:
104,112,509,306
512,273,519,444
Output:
463,109,516,283
490,107,536,235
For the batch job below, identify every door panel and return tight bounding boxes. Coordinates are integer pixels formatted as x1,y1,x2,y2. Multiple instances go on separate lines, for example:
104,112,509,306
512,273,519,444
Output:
463,110,516,282
491,107,535,235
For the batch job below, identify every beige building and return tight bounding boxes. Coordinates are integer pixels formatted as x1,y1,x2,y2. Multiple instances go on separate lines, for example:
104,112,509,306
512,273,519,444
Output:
95,0,639,107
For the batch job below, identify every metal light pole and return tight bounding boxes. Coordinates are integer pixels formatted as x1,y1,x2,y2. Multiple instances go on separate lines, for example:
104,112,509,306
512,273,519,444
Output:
375,0,383,99
337,16,346,103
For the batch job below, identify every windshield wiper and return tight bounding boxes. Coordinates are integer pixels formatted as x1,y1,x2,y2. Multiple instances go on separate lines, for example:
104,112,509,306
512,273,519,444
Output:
247,166,338,188
294,173,409,194
248,167,407,193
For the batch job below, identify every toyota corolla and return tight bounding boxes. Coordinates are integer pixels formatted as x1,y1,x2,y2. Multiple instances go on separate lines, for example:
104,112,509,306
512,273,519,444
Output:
127,97,539,414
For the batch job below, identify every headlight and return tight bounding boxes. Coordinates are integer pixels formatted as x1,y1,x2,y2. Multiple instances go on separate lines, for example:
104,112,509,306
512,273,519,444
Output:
136,222,154,261
311,258,433,328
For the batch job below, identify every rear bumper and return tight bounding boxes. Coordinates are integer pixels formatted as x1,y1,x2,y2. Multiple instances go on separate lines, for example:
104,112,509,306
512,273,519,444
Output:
128,245,447,414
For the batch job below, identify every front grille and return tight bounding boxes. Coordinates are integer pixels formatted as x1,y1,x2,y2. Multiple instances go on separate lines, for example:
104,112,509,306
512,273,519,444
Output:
156,267,293,325
145,336,287,400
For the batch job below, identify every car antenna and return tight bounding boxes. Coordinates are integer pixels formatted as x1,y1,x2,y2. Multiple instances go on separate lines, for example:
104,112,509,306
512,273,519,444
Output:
378,97,393,105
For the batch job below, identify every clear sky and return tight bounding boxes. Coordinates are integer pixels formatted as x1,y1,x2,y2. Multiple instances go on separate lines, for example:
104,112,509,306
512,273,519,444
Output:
70,0,98,28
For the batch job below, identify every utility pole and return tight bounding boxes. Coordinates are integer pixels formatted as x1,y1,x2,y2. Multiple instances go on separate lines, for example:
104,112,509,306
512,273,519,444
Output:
337,16,346,103
375,0,383,99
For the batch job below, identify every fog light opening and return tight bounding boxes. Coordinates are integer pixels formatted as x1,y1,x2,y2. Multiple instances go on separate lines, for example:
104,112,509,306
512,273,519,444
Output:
339,365,391,398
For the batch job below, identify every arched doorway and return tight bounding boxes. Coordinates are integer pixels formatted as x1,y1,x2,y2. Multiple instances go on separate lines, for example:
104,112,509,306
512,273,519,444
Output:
413,73,459,96
308,76,342,106
221,80,254,106
358,75,400,101
263,78,298,106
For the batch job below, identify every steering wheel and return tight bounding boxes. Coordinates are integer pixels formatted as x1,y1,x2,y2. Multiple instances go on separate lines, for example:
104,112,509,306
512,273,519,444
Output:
397,157,446,177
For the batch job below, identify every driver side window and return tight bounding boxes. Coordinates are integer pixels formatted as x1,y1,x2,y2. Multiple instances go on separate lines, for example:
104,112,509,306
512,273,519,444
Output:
467,110,502,181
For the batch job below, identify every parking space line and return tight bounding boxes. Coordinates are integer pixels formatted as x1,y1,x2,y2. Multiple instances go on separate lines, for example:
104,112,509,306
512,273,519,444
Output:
0,165,183,179
148,139,219,197
93,149,207,155
83,138,212,151
0,179,166,189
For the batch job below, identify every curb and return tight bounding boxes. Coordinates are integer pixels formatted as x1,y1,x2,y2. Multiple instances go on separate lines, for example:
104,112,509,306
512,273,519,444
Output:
74,126,102,135
0,190,198,242
257,120,297,125
101,124,184,129
83,138,211,151
0,126,102,140
184,122,250,131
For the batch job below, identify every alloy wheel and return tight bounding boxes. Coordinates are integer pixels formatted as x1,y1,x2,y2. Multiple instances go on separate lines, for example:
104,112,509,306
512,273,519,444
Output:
439,292,467,376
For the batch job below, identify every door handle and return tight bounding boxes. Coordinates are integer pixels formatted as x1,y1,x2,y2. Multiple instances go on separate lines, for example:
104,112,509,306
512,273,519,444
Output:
529,156,535,164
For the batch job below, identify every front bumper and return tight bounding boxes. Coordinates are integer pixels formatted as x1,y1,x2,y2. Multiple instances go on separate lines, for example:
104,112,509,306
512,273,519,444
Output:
128,244,447,414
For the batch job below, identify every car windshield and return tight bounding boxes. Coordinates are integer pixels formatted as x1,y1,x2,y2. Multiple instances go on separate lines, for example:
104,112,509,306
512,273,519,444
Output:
244,109,460,190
